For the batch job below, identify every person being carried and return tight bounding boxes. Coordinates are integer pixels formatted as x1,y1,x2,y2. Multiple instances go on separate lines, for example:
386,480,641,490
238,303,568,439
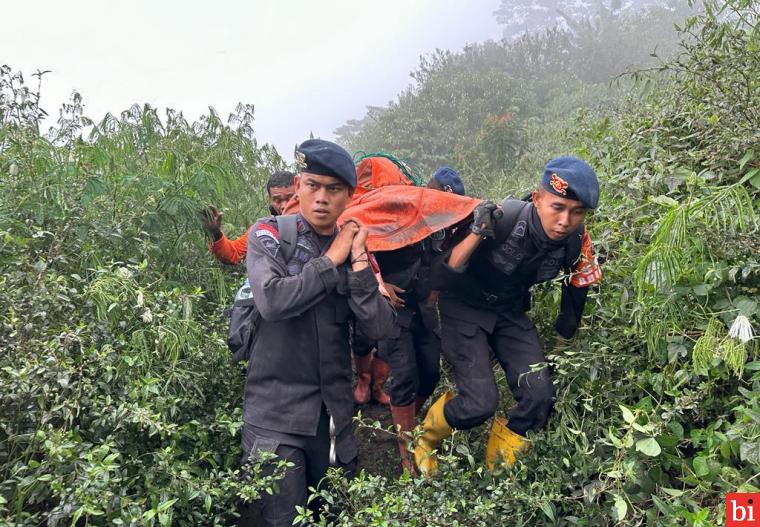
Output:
414,156,602,475
203,170,295,265
376,165,467,474
240,139,395,526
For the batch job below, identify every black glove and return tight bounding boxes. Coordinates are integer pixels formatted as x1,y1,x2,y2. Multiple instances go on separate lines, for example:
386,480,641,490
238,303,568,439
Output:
199,206,223,241
470,200,502,239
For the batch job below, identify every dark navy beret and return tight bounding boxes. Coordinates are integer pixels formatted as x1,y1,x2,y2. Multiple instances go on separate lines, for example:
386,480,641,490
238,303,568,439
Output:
541,156,599,209
432,166,465,196
295,139,357,188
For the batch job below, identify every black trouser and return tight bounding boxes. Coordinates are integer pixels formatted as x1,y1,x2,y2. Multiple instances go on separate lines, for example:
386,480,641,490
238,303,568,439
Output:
439,310,554,436
377,309,441,407
351,327,375,357
239,411,357,527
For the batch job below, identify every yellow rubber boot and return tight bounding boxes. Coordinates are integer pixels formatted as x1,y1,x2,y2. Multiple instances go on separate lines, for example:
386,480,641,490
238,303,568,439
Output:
414,391,455,476
485,417,530,471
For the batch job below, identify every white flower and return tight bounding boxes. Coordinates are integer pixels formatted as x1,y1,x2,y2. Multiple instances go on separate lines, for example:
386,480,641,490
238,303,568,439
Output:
117,267,133,280
141,308,153,323
728,315,754,343
136,290,144,307
9,163,18,176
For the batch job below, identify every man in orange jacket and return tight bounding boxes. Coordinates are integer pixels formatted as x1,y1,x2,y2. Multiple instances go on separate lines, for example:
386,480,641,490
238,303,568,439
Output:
203,170,296,264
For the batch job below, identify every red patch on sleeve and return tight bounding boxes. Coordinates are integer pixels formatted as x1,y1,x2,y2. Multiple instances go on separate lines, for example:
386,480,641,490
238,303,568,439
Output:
570,229,601,287
255,223,279,240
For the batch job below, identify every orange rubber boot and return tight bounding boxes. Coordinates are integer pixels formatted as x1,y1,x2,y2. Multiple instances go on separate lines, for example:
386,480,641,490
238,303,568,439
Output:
371,357,391,406
353,354,372,405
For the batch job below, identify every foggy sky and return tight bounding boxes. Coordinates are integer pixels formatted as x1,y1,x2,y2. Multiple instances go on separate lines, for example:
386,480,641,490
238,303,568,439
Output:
2,0,502,158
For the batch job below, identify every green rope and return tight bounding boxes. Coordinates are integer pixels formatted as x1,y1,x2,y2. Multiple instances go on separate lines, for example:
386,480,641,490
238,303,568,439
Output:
353,150,426,187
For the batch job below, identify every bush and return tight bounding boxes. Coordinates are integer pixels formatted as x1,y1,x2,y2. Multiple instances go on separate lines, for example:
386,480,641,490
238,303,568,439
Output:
0,67,288,525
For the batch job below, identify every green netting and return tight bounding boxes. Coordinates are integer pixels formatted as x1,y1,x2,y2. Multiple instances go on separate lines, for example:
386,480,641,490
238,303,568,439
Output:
353,150,426,187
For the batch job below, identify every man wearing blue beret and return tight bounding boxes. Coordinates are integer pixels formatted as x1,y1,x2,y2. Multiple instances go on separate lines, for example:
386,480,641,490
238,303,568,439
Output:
428,166,466,196
241,139,396,525
414,156,602,475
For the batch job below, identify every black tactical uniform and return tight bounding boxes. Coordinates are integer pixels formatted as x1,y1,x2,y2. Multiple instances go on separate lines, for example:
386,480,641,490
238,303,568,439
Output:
433,203,590,434
375,241,441,408
242,212,395,526
415,155,601,475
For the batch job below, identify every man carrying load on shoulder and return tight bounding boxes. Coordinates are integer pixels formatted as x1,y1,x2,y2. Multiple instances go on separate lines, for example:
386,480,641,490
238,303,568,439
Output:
240,139,396,526
414,156,602,475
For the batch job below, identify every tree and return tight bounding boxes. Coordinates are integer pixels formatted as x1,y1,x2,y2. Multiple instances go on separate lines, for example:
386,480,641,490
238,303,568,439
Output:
493,0,683,39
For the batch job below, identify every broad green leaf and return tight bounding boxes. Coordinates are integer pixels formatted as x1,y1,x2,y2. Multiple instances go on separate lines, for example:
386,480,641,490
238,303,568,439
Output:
738,167,759,185
735,297,758,317
739,151,754,170
693,456,710,477
740,441,760,464
636,437,661,457
620,405,635,424
539,501,555,522
613,494,628,521
652,495,673,515
751,171,760,189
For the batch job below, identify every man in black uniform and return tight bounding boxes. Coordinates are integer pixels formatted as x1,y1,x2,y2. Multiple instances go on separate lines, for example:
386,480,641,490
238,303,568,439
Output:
242,139,396,525
414,156,602,475
377,166,467,473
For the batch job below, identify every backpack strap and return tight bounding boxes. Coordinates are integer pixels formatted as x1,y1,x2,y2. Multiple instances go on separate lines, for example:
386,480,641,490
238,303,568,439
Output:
275,214,298,263
497,197,584,271
493,198,531,243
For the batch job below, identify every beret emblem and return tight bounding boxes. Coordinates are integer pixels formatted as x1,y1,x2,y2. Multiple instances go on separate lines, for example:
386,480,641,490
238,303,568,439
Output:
549,173,568,195
295,150,307,169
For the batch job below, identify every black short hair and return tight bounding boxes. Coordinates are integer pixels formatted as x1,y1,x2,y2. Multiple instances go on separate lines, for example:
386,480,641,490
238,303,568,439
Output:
427,177,442,190
267,170,295,193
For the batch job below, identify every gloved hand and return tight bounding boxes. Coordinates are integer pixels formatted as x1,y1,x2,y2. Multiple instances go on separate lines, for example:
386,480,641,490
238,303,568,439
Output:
470,200,503,239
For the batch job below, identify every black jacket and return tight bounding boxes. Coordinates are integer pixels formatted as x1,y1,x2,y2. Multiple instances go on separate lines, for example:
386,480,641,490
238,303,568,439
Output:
244,214,396,438
433,204,592,338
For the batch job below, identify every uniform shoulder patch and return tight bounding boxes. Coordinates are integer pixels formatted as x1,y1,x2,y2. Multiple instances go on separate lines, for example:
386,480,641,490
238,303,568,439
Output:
254,219,280,256
255,222,279,241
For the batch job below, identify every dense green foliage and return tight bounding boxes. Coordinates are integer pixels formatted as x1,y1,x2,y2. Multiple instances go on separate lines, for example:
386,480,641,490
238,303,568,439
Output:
0,68,289,525
322,1,759,526
1,1,759,526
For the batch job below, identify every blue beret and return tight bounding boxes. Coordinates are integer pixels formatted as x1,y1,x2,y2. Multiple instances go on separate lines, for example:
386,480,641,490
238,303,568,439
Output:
295,139,357,188
541,156,599,209
432,166,465,196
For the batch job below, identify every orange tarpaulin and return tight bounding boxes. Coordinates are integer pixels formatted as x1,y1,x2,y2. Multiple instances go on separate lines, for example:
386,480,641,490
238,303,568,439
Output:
341,186,480,252
282,156,480,252
353,156,414,199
